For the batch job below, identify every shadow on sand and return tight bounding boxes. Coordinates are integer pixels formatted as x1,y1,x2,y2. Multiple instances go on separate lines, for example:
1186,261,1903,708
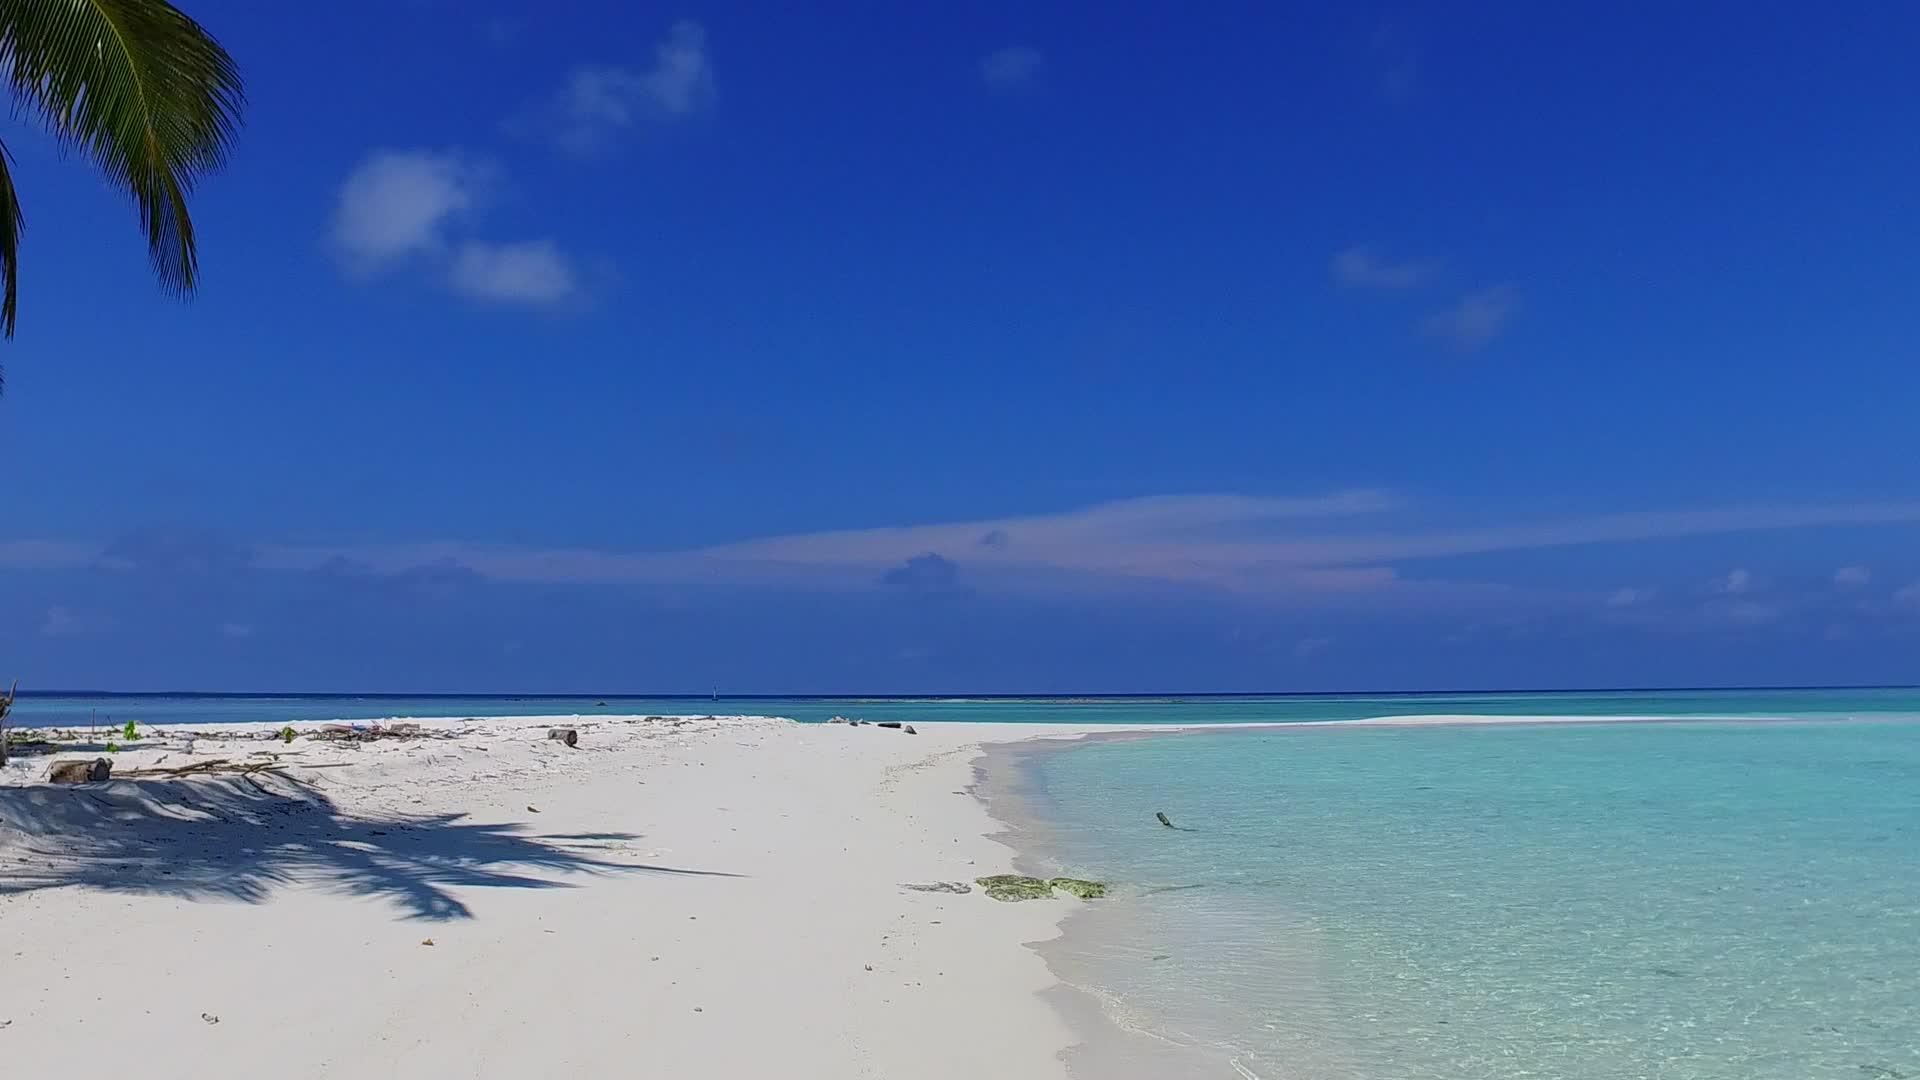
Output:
0,771,737,920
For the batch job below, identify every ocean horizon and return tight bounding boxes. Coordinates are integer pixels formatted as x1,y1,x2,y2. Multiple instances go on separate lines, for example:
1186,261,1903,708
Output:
15,684,1920,730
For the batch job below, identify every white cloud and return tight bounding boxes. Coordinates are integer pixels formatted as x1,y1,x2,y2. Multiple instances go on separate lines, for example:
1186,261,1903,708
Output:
0,540,101,570
1833,565,1872,588
980,46,1043,89
642,21,715,114
529,21,715,153
31,494,1920,617
1331,246,1437,289
1712,568,1753,595
327,151,485,272
328,151,582,308
240,494,1920,600
449,240,579,307
1715,600,1779,625
1421,285,1518,352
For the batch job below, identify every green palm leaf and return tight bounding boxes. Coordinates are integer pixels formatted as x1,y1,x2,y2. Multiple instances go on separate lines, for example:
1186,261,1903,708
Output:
0,0,242,352
0,138,22,382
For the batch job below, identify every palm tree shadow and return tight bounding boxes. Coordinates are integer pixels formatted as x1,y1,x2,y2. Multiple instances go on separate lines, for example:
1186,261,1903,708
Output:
0,772,738,920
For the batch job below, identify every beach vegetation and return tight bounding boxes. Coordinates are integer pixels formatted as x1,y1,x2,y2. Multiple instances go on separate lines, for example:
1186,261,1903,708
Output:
0,0,243,386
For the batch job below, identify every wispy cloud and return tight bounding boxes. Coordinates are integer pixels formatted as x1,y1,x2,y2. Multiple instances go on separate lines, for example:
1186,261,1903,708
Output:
1711,568,1754,595
1421,285,1519,352
519,20,715,154
327,150,485,273
1332,246,1439,289
24,494,1920,624
219,493,1920,605
1711,599,1780,625
0,540,102,571
328,151,580,308
980,46,1043,90
449,240,580,307
1833,565,1872,587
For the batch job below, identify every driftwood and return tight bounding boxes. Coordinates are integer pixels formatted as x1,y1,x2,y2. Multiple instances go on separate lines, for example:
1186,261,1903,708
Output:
47,757,113,784
116,758,286,779
547,727,579,748
310,722,438,743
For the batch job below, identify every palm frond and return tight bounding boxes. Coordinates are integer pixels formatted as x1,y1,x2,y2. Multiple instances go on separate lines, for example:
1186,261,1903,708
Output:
0,0,242,316
0,137,21,373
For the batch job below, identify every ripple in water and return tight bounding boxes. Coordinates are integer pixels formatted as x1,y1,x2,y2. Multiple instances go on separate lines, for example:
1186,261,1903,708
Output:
1019,719,1920,1080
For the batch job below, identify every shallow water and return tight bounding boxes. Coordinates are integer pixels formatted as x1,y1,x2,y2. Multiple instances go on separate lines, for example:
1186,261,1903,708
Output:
1017,718,1920,1079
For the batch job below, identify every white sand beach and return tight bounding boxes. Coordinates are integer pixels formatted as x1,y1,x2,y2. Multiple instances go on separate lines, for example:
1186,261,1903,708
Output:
0,716,1130,1079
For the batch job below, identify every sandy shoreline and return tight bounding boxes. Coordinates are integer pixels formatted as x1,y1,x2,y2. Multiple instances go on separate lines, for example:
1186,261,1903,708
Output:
0,714,1163,1079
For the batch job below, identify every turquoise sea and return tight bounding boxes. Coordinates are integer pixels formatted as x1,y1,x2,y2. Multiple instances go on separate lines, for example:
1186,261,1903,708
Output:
997,709,1920,1079
12,688,1920,1078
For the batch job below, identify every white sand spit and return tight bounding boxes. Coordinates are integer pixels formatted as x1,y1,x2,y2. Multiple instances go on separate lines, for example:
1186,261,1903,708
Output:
0,716,1127,1079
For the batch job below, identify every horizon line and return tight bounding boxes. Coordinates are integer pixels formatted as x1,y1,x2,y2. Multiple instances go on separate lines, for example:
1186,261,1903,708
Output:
12,683,1920,701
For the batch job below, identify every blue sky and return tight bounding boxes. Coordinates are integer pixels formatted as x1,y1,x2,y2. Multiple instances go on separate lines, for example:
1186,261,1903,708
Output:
3,2,1920,692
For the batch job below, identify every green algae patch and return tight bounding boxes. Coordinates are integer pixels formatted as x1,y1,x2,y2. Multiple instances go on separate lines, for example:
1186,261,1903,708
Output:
976,874,1055,901
1047,877,1108,900
973,874,1109,901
